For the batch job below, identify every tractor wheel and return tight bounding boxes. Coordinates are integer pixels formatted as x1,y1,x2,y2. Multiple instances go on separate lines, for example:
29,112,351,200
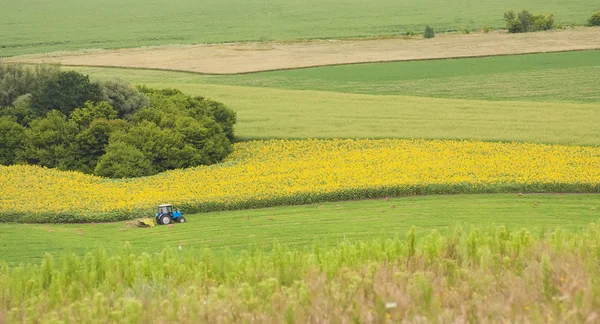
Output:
159,215,172,225
177,216,186,223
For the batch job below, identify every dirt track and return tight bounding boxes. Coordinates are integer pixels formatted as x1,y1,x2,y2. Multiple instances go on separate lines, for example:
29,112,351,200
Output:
6,28,600,74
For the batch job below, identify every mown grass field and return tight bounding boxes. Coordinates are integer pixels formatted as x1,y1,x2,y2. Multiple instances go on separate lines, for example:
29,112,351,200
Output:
1,0,597,56
1,194,599,265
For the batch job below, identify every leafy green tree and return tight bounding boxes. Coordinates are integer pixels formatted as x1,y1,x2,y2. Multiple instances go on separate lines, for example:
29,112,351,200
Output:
424,25,435,39
31,71,102,116
173,115,230,165
70,101,118,130
99,79,149,119
94,141,153,178
0,117,26,165
71,119,128,173
111,120,179,172
142,87,236,140
0,63,59,108
0,94,36,125
21,110,78,169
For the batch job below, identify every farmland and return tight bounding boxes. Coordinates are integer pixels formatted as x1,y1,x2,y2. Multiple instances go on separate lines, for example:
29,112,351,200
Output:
1,194,599,265
3,221,600,322
2,0,600,321
69,50,600,142
1,139,599,223
1,0,598,56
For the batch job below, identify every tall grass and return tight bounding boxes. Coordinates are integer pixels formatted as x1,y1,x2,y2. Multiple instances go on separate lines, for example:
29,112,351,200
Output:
2,222,600,322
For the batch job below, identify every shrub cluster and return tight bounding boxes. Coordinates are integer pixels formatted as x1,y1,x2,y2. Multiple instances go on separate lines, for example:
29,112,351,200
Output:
503,10,555,33
0,63,236,178
423,25,435,38
589,12,600,26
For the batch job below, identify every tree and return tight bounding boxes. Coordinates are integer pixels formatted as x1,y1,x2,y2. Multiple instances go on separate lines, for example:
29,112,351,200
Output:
21,110,78,169
70,101,118,130
0,94,36,125
424,25,435,39
94,141,153,178
31,71,102,116
504,10,554,33
0,63,59,108
111,120,180,172
99,79,149,119
0,117,26,165
71,119,128,173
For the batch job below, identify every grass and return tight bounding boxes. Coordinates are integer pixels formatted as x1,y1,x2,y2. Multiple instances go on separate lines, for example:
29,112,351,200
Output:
2,0,597,56
69,51,600,143
1,194,598,265
73,50,600,103
201,50,600,102
65,68,600,143
2,219,600,322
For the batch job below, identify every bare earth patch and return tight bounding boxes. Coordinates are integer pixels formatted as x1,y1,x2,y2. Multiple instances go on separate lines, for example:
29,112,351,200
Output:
6,28,600,74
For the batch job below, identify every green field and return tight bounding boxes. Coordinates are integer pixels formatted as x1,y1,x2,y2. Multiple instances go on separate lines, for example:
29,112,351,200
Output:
4,1,600,321
4,221,600,322
74,50,600,103
1,0,597,56
2,194,598,265
72,51,600,143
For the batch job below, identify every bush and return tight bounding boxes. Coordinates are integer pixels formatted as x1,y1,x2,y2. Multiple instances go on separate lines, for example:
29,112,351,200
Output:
589,12,600,26
424,25,435,39
482,25,490,33
504,10,555,33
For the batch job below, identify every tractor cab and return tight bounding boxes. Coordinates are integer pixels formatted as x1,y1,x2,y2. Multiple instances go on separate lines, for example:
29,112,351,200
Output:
155,204,186,225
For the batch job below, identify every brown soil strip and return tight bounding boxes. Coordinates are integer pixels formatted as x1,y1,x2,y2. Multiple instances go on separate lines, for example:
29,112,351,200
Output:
5,28,600,74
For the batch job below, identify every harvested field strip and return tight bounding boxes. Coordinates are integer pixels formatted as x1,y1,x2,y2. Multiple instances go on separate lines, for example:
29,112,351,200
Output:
1,194,598,264
1,139,599,223
8,28,600,74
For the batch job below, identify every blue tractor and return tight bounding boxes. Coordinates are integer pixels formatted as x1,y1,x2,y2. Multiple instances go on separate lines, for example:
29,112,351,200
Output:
156,204,186,225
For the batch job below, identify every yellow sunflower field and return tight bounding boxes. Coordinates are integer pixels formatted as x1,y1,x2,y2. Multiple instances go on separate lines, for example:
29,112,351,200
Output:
1,139,599,223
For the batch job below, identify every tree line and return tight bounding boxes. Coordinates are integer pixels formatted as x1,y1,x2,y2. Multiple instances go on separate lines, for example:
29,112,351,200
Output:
0,63,236,178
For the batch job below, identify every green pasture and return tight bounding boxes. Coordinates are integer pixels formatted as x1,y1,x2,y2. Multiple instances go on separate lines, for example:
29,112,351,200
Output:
1,0,598,56
1,194,598,264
